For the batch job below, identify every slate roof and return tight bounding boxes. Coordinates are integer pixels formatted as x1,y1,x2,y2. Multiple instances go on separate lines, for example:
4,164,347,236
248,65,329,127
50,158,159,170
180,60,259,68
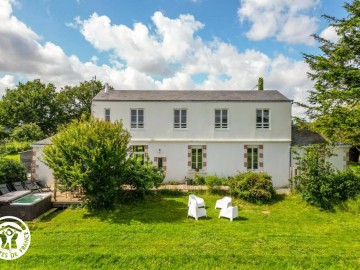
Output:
31,137,52,146
291,125,327,146
93,90,291,102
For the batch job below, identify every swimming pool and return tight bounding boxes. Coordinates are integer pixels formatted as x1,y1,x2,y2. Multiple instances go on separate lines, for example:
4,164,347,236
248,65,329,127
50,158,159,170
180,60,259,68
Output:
11,193,51,205
0,193,52,220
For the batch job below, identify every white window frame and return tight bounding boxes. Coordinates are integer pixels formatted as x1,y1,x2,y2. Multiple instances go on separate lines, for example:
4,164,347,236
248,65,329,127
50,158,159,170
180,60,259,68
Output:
174,109,187,129
247,146,259,170
256,109,270,129
104,108,111,122
131,109,144,129
191,145,203,171
215,109,228,129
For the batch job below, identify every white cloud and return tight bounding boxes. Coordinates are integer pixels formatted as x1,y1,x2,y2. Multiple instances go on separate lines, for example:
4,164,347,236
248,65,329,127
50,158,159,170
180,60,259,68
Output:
0,0,313,116
238,0,319,45
0,75,15,96
319,26,340,42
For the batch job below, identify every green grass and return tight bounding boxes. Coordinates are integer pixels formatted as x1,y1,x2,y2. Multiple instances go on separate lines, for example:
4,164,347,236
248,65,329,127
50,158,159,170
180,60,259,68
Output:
3,153,20,161
349,161,360,175
1,192,360,270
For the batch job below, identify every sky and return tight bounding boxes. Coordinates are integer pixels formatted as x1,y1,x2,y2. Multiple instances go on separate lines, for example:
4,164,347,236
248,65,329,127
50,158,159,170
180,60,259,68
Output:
0,0,348,116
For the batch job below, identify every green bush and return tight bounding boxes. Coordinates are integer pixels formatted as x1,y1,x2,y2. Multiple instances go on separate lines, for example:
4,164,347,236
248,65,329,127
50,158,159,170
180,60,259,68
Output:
44,117,131,210
229,171,275,204
125,157,165,195
205,175,222,193
298,170,360,210
3,141,31,154
193,172,205,185
10,123,45,142
294,144,360,210
0,158,27,185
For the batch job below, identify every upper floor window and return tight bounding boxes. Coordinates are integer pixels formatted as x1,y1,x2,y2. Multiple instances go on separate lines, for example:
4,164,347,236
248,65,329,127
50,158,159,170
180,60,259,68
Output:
104,108,111,122
215,109,228,129
247,146,258,170
256,109,270,129
174,109,187,129
131,109,144,128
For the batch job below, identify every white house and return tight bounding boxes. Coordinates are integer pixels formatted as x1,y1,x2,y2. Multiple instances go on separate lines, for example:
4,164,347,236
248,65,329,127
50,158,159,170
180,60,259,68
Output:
92,89,292,187
30,89,351,189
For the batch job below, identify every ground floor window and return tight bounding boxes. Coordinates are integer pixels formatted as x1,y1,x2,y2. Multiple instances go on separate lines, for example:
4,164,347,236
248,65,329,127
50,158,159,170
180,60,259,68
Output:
247,146,259,170
191,146,203,171
132,145,146,164
188,145,207,171
154,156,167,171
244,145,263,171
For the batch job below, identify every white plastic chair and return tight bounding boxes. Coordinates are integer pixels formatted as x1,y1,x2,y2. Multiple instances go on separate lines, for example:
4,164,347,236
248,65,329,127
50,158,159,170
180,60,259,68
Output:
188,199,207,220
215,196,232,209
188,194,205,208
219,201,238,222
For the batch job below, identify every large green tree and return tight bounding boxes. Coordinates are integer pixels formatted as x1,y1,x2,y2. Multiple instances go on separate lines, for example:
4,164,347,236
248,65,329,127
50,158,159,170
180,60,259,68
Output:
301,0,360,151
0,79,58,135
43,117,131,210
0,79,107,136
56,80,105,125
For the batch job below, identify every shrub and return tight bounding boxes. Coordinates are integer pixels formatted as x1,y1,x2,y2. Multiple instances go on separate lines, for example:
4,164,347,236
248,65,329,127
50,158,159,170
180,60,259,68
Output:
294,144,360,210
3,141,31,154
193,172,205,185
44,117,131,210
229,171,275,204
205,175,222,193
125,156,165,195
298,170,360,210
0,158,27,185
10,123,45,142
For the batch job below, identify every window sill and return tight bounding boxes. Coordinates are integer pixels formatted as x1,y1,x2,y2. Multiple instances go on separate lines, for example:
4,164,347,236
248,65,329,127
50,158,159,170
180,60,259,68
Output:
173,128,188,131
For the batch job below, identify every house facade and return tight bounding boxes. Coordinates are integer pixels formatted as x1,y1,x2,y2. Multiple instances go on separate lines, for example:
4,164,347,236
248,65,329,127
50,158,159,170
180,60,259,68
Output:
92,90,292,187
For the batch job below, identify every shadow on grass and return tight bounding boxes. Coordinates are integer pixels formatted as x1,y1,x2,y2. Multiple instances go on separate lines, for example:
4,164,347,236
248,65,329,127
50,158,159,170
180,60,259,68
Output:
37,209,64,222
83,192,189,224
268,193,287,205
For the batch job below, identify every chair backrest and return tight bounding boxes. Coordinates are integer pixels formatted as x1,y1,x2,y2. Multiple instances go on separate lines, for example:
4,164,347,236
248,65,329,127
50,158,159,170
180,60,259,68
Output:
13,182,25,191
225,201,232,209
24,181,36,190
0,184,10,195
188,194,196,206
36,180,46,188
224,197,232,203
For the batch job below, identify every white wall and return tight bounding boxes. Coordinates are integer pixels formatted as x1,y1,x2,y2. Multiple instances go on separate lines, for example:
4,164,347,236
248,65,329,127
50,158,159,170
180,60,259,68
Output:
291,145,350,171
33,146,55,188
138,142,291,187
93,101,292,141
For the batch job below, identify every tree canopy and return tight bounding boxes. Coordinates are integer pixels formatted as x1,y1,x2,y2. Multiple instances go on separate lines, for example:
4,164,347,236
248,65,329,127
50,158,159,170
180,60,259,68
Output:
301,0,360,149
0,79,106,137
0,79,58,135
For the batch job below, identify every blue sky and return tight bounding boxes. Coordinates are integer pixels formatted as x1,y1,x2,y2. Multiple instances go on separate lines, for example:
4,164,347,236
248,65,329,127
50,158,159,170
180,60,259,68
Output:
0,0,348,115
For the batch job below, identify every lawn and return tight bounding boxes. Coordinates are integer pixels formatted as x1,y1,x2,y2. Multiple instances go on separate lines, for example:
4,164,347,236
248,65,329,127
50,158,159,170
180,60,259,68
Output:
4,153,20,161
1,192,360,270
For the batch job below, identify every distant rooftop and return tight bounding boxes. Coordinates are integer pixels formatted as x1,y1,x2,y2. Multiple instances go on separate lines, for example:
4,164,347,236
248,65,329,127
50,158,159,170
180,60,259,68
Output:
31,137,52,146
291,125,327,146
93,90,291,102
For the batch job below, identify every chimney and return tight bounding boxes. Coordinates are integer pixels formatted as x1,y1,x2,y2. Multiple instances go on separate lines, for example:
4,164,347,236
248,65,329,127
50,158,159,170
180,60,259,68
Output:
258,77,264,91
104,83,109,93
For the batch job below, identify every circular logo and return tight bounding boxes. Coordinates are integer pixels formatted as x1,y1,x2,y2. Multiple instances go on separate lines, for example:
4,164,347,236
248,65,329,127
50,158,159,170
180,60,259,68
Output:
0,216,31,260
